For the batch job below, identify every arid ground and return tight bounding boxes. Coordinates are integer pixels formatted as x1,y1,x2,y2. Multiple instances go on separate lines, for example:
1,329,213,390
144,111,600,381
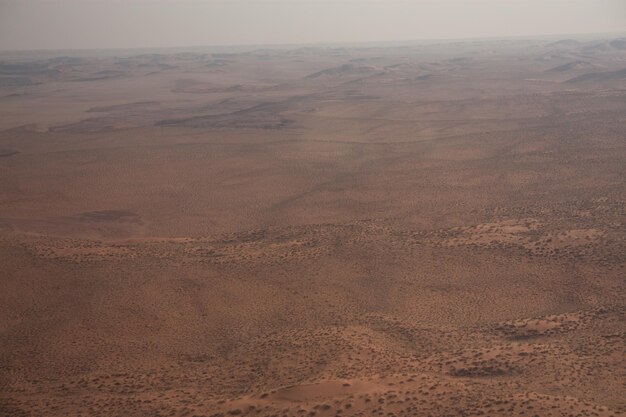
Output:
0,37,625,417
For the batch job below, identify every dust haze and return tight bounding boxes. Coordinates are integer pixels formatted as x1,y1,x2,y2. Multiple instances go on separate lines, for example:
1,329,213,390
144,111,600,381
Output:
1,0,625,50
0,1,625,417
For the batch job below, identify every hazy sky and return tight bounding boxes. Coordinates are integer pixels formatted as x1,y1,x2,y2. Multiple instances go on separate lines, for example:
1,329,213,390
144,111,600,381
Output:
1,0,625,50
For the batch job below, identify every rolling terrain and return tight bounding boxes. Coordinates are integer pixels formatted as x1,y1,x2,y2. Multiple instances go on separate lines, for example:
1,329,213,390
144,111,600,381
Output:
0,37,625,417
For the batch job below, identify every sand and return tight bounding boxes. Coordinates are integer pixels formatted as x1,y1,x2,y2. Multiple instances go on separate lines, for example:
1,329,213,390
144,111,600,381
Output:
0,37,624,416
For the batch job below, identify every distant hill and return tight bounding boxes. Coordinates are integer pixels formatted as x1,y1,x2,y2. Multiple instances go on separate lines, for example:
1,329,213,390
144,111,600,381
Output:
581,39,626,53
566,68,626,83
608,38,626,50
545,60,597,72
547,39,581,48
304,64,378,79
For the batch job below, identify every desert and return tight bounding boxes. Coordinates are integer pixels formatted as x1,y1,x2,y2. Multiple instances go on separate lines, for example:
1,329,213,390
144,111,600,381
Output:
0,36,625,416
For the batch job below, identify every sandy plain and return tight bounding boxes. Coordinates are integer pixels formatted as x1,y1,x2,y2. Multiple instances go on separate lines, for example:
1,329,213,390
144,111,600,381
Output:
0,37,625,416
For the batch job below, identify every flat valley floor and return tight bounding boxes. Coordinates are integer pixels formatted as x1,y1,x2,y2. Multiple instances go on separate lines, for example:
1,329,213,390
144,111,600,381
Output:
0,38,625,417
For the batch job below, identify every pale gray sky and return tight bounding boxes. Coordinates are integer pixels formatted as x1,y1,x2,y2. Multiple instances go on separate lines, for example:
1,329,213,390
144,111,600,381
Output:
0,0,625,50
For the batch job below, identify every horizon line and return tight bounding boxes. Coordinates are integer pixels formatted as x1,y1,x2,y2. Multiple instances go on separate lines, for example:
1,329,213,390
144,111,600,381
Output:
1,30,625,55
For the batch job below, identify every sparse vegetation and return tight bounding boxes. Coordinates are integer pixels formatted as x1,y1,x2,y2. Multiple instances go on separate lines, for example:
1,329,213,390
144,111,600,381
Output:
0,36,624,417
